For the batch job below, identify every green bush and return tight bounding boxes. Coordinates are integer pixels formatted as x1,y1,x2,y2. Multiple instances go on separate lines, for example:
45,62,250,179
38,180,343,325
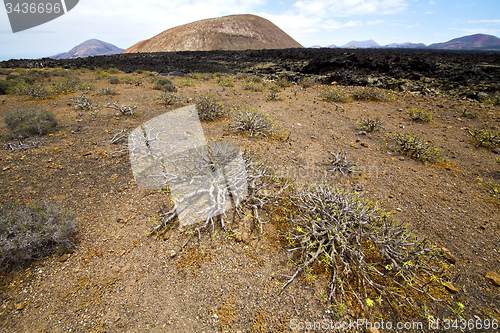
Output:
8,82,52,99
178,77,195,86
299,76,316,89
351,87,394,102
95,69,110,80
157,92,185,106
0,80,16,95
0,201,77,273
0,69,12,75
3,108,58,139
194,94,225,121
217,77,235,87
108,76,120,84
282,183,449,308
242,82,265,92
228,108,278,137
275,76,292,88
406,108,433,123
265,85,284,101
6,74,19,81
121,76,142,86
245,75,263,83
96,87,119,96
107,67,121,74
153,78,176,92
387,133,441,162
321,89,351,103
51,76,85,95
357,117,383,132
461,109,478,119
468,129,500,149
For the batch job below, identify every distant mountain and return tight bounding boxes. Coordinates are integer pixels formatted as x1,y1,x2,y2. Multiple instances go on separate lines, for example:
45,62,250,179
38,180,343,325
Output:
428,34,500,50
51,39,124,59
384,42,426,49
122,14,303,53
308,44,336,48
341,39,380,48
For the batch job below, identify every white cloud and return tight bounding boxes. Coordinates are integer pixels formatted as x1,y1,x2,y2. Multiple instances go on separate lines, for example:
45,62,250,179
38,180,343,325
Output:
466,19,500,24
452,27,499,35
367,20,385,25
292,0,408,17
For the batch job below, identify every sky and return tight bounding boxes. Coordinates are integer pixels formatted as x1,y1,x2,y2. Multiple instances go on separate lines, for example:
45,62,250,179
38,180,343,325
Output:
1,0,499,61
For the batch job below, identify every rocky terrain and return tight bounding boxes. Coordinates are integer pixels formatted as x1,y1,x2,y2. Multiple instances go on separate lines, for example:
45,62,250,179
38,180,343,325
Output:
4,48,500,103
0,49,499,332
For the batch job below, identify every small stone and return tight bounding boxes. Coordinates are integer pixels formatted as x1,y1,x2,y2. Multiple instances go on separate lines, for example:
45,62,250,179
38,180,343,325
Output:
396,208,402,212
235,232,251,244
16,302,26,311
441,247,458,264
358,131,367,136
485,271,500,287
83,152,92,157
116,218,127,224
444,282,459,294
366,328,380,333
161,231,172,241
361,142,369,148
493,148,500,155
58,253,71,262
2,167,10,171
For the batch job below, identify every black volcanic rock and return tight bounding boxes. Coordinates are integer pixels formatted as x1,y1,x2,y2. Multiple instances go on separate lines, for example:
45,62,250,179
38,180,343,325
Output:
51,39,124,59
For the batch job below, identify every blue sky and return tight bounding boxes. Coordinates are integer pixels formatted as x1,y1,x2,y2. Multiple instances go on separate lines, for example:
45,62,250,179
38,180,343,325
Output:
1,0,499,60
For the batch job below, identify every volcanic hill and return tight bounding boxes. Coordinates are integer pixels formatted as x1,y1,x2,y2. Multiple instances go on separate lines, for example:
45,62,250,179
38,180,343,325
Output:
429,33,500,50
122,14,303,53
51,39,124,59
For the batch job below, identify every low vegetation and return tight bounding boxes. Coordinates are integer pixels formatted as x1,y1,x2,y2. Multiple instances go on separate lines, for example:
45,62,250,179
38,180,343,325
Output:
217,77,235,87
194,94,225,120
228,108,278,137
8,82,52,99
0,201,77,273
265,85,284,101
157,91,185,106
242,82,266,92
178,77,196,86
281,183,449,311
351,87,394,102
406,108,434,122
328,150,355,175
3,108,58,139
387,133,442,162
468,128,500,149
357,117,383,132
153,78,176,92
321,88,351,103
